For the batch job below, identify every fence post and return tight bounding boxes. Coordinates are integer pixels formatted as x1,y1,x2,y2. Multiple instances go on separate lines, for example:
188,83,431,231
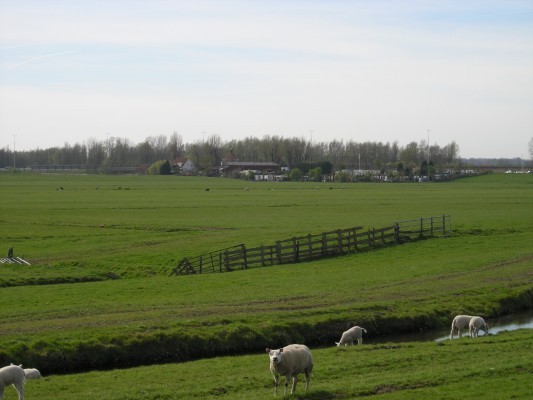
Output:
337,229,343,254
367,229,375,247
420,218,424,237
353,228,359,252
242,244,248,269
394,223,400,243
225,249,230,271
199,255,203,274
322,233,327,255
276,241,282,264
430,217,434,236
307,234,313,259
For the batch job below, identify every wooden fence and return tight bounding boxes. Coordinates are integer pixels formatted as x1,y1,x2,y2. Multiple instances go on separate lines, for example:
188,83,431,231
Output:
0,257,31,265
172,215,451,276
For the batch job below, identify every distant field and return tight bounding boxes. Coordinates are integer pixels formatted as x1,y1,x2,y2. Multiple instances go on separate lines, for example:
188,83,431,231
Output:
0,172,531,382
1,172,532,280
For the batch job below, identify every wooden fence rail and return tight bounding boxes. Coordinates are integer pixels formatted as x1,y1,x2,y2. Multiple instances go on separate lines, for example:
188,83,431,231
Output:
172,215,451,276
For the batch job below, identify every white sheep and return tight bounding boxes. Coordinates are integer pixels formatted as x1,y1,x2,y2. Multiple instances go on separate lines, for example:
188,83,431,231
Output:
449,315,474,339
335,326,367,346
469,316,489,338
0,364,25,400
266,344,313,396
23,368,41,381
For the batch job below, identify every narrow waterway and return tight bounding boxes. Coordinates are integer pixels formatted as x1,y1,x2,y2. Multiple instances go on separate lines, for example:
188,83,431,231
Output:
369,310,533,344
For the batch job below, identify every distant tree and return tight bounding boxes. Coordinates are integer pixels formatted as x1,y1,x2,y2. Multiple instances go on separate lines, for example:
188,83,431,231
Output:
428,161,436,180
137,140,156,164
289,168,302,181
334,171,351,182
147,160,170,175
400,142,420,167
308,167,322,182
152,135,168,160
318,161,333,174
160,160,171,175
420,160,428,176
168,131,184,161
529,137,533,159
1,131,466,173
397,162,405,177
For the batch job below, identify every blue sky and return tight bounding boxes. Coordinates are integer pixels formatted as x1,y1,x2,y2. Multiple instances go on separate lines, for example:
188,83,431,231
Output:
1,0,532,158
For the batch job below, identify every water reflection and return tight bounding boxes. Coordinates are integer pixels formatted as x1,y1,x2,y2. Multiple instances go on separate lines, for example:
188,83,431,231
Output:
370,310,533,344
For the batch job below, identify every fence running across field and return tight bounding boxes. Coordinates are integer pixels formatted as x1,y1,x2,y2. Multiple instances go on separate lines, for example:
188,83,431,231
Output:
172,215,451,276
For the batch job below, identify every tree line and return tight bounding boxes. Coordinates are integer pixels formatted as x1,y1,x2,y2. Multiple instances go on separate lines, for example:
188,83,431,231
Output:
1,132,460,174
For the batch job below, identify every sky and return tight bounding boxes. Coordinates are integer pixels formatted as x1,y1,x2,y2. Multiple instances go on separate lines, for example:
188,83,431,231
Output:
1,0,532,159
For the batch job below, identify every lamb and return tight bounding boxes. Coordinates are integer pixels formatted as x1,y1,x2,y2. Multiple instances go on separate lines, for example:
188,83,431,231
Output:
469,316,489,338
449,315,474,339
335,326,367,346
0,364,25,400
266,344,313,396
23,368,41,381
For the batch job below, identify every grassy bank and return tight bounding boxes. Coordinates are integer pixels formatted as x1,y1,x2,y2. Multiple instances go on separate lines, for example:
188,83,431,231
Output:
21,329,533,399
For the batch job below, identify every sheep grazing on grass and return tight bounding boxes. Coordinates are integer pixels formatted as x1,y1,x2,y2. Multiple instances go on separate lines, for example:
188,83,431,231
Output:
469,316,489,338
266,344,313,396
23,368,41,381
0,364,25,400
449,315,474,339
336,326,367,346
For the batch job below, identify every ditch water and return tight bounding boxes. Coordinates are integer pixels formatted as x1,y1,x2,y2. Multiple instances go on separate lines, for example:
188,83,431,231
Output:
369,310,533,344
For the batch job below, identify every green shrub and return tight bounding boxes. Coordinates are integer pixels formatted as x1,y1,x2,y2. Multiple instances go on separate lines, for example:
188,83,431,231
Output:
147,160,171,175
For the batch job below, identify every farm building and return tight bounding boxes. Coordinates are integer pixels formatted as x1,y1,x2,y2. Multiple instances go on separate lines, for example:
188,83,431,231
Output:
219,161,281,178
173,157,197,174
218,149,280,178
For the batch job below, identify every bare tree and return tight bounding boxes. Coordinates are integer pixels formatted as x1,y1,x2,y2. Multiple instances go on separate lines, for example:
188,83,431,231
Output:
168,131,184,161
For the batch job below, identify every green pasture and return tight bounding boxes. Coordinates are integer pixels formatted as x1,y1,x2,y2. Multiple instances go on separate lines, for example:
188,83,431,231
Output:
0,172,532,398
1,172,532,280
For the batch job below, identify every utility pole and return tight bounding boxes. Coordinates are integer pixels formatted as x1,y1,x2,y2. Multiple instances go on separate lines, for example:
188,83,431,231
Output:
13,135,17,171
426,129,430,177
427,129,430,165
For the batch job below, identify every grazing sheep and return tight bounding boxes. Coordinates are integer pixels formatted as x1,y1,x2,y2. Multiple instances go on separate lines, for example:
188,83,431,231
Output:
469,316,489,338
335,326,367,346
0,364,25,400
449,315,474,339
23,368,41,381
266,344,313,396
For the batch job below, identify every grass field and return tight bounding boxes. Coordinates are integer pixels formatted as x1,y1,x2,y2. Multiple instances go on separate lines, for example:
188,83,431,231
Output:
1,172,531,279
0,172,532,398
